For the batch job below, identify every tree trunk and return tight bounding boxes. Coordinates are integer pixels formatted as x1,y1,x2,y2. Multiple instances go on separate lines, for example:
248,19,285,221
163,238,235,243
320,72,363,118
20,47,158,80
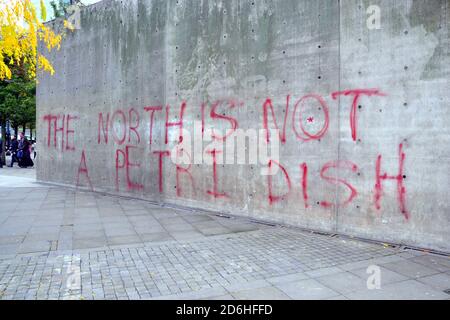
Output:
13,125,18,138
30,124,33,140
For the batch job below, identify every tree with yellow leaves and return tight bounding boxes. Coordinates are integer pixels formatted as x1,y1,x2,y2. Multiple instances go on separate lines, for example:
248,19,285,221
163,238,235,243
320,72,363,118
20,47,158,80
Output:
0,0,71,80
0,0,71,165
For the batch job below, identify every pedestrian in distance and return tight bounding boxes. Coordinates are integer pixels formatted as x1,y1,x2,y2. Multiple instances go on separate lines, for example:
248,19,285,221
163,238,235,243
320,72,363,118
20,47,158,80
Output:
0,137,3,168
9,136,19,167
31,140,37,159
18,133,34,168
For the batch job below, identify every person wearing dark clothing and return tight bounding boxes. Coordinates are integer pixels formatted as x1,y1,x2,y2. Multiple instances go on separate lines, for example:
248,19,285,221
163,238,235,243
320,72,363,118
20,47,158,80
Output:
18,137,34,168
18,133,24,149
0,138,3,168
9,137,19,167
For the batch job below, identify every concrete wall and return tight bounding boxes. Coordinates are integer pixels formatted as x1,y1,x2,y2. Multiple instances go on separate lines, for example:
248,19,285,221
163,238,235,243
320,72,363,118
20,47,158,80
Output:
37,0,450,252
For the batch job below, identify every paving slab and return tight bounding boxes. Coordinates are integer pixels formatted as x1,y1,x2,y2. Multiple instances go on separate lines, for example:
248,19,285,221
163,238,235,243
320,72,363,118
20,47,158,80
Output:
349,266,408,286
381,260,441,279
315,271,367,294
345,280,449,300
416,273,450,291
231,286,291,300
275,279,340,300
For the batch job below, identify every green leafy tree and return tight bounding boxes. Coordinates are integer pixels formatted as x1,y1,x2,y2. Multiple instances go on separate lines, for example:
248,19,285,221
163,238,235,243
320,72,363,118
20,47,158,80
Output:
8,76,36,137
50,0,70,18
0,69,36,164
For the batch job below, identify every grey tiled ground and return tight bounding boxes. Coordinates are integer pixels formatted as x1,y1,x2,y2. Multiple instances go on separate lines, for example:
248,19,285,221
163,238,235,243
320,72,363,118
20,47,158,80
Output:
0,167,449,300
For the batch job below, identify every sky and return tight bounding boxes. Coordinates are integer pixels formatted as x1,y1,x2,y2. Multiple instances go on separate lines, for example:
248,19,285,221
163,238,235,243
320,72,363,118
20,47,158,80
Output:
31,0,102,21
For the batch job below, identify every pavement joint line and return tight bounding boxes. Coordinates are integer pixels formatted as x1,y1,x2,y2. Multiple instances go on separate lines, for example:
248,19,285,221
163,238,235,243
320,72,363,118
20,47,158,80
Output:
0,230,267,261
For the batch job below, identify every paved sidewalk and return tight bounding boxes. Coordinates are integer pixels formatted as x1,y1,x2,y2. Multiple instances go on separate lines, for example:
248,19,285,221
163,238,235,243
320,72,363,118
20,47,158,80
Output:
0,167,449,300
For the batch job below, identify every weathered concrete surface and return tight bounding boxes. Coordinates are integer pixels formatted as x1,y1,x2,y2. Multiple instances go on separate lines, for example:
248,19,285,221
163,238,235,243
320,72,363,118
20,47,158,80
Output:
37,0,450,252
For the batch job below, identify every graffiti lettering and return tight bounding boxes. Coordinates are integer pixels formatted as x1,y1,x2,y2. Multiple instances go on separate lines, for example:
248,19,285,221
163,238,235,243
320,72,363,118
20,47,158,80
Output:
374,143,409,220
